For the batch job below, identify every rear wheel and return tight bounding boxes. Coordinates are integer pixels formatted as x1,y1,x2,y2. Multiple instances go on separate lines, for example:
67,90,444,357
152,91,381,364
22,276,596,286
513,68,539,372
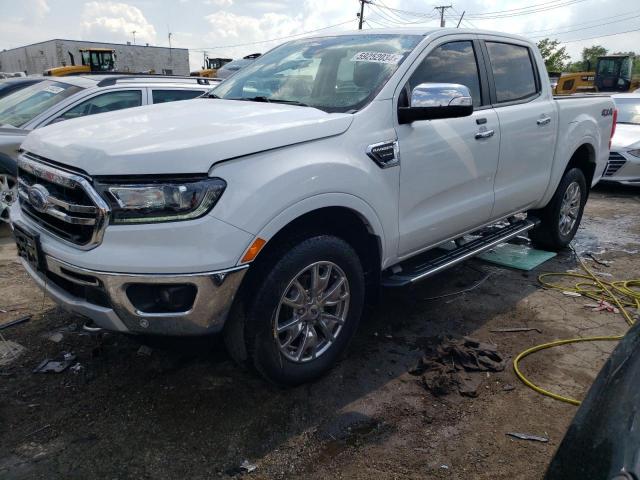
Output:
225,235,365,386
529,167,587,250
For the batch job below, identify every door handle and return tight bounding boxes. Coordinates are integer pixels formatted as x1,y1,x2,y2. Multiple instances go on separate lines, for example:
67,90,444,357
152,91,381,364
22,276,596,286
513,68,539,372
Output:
475,129,495,140
537,116,551,126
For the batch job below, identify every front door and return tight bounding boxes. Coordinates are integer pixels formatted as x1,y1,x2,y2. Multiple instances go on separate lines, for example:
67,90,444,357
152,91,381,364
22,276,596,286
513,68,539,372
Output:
396,39,500,257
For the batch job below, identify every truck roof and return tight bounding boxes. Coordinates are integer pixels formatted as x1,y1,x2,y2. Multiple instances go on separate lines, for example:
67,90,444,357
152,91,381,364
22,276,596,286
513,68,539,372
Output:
311,27,531,42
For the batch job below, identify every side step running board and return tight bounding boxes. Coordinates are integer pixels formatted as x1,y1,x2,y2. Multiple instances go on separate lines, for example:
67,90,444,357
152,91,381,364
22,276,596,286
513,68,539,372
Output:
381,219,539,288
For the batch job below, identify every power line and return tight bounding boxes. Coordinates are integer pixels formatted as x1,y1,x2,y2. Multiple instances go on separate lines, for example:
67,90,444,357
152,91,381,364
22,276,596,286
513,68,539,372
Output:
556,28,640,44
466,0,590,19
529,13,640,39
524,9,640,35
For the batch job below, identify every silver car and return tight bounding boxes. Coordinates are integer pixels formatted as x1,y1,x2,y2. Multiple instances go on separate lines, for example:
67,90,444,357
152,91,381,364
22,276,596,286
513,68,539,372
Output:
603,93,640,186
0,74,217,221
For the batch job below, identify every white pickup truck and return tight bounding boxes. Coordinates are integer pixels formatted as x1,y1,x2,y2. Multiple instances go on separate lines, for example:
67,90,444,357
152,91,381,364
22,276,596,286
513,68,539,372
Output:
11,28,615,385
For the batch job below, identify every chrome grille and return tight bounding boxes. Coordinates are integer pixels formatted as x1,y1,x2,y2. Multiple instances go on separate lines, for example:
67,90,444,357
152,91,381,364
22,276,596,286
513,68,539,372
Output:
604,152,626,177
17,153,110,249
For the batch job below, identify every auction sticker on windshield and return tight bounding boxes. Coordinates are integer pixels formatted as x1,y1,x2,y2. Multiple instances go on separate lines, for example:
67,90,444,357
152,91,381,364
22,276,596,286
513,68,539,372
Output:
351,52,403,64
43,85,65,95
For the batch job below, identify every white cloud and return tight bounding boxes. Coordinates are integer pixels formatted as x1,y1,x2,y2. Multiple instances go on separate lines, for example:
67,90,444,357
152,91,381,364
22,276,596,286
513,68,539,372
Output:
30,0,50,22
80,2,157,45
203,0,233,6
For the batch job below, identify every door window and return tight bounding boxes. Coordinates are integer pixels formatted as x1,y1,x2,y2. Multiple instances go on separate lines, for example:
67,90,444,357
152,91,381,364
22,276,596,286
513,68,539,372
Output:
54,90,142,122
407,41,483,107
485,42,538,103
152,89,205,104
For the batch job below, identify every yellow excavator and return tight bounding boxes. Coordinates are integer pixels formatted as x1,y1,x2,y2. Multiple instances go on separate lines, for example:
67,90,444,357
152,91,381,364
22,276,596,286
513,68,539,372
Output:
190,57,232,78
44,48,116,76
555,55,640,94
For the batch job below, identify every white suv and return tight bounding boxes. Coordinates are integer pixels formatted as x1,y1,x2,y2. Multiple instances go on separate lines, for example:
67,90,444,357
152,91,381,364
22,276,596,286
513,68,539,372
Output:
0,74,217,220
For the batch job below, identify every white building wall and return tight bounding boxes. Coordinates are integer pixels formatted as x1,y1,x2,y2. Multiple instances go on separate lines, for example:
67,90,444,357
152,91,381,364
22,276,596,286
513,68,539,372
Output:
0,40,189,76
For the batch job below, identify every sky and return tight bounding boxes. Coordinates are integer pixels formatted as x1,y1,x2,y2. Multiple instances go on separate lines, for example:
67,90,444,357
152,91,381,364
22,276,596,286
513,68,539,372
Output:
1,0,639,72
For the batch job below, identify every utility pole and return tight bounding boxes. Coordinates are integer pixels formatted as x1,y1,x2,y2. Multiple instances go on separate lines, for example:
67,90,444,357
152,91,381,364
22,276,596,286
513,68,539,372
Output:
456,10,465,28
357,0,370,30
434,5,452,28
132,30,137,45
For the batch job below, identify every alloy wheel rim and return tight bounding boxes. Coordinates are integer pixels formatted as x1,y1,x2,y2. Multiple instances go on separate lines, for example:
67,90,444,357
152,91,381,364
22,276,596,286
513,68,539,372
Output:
0,174,16,223
559,181,581,236
274,261,350,363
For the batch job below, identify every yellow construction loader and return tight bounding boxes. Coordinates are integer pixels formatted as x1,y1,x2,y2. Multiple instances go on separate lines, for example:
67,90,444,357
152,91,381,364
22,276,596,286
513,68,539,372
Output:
555,55,640,94
44,48,116,76
190,57,232,78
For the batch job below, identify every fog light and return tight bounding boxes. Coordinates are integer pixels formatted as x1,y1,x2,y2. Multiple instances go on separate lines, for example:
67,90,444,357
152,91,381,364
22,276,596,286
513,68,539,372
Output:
126,284,197,314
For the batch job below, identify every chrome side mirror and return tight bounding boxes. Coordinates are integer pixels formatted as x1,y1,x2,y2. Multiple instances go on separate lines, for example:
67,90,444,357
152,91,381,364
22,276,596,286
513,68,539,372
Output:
398,83,473,124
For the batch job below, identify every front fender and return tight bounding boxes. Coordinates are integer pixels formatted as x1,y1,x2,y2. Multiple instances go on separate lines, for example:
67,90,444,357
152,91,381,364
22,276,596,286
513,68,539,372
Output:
210,137,400,268
247,191,386,256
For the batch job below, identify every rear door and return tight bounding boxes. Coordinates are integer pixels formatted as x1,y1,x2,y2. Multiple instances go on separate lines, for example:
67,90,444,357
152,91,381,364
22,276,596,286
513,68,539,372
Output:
478,37,558,218
395,37,500,257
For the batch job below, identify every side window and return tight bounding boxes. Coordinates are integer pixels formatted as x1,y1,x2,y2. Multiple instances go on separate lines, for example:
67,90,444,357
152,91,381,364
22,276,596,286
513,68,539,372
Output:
55,90,142,122
485,42,538,103
407,41,482,108
152,89,205,104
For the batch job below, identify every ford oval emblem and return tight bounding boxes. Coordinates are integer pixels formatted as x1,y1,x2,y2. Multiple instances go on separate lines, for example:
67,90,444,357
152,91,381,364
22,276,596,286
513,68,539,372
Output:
28,184,50,213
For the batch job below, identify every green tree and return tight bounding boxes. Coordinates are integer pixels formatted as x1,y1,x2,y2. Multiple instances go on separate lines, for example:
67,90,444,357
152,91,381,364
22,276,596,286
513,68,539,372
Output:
537,38,571,72
581,45,608,71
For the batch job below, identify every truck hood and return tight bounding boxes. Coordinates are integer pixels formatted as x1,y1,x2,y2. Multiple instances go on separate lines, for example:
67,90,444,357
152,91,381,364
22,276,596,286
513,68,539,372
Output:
21,99,354,176
611,123,640,151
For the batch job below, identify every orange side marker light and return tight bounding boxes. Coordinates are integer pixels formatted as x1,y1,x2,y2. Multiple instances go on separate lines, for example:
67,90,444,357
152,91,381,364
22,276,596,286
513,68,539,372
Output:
241,237,267,263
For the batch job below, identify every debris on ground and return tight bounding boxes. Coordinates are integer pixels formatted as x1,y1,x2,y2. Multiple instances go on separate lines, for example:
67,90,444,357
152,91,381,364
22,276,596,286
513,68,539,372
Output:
410,336,506,397
491,327,542,334
45,332,64,343
137,345,153,356
562,291,582,297
0,315,31,330
584,300,620,314
33,352,77,373
586,252,611,267
240,459,257,473
0,339,26,366
70,363,84,374
502,384,516,391
506,432,549,443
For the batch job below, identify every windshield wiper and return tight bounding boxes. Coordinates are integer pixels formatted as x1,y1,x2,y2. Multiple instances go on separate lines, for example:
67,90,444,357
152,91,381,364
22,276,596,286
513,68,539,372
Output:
230,96,310,107
268,99,310,107
207,92,221,99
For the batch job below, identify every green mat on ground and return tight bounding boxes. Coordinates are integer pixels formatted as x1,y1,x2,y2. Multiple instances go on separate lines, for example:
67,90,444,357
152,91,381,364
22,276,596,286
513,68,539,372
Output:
478,243,557,271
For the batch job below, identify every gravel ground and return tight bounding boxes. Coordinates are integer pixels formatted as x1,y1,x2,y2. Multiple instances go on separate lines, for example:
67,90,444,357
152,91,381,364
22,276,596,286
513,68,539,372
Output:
0,184,638,479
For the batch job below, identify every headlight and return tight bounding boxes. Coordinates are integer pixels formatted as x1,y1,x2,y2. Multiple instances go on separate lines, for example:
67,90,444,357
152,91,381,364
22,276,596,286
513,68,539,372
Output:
96,177,226,224
627,149,640,158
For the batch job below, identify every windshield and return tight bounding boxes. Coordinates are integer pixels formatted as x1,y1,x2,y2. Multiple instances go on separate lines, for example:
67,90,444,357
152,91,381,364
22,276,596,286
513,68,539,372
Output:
0,80,83,127
212,34,422,113
614,97,640,125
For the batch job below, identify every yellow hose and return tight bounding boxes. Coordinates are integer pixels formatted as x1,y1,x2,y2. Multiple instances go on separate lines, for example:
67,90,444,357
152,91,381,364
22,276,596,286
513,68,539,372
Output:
513,248,639,405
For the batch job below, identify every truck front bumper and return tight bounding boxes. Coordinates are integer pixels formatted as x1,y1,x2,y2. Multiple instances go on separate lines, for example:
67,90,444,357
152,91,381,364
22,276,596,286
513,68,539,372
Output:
21,254,247,335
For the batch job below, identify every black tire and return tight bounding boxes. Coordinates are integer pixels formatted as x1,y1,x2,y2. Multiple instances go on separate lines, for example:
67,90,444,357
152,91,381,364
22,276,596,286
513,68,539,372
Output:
224,235,365,386
528,167,587,250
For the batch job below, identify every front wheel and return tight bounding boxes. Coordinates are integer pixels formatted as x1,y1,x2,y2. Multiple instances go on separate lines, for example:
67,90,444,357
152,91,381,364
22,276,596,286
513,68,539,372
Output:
226,235,365,386
529,167,587,250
